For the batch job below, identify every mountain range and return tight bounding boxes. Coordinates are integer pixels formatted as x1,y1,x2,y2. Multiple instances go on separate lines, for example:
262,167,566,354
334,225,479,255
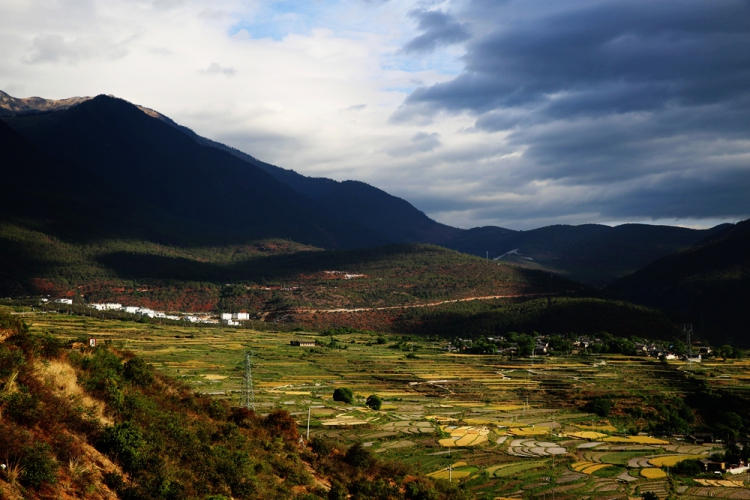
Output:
2,91,748,342
0,91,727,287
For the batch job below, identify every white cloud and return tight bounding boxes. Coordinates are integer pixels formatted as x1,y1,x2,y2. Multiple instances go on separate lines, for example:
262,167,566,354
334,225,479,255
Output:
200,62,236,76
0,0,743,230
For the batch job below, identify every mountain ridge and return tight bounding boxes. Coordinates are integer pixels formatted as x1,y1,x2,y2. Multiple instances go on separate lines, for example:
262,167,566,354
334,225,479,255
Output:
607,218,750,345
0,90,730,287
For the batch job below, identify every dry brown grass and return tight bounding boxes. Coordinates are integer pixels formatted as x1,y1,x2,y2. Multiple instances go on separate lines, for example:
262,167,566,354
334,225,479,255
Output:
33,360,113,425
2,370,19,394
1,457,23,492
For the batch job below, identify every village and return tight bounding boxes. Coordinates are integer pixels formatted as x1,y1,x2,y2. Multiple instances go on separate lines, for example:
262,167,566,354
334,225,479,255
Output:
448,334,716,361
39,297,251,326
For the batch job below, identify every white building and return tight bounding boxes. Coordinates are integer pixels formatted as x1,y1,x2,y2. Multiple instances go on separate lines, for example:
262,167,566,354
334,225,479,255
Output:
124,306,139,314
90,303,122,311
136,308,155,318
53,298,73,305
220,313,232,320
233,312,250,321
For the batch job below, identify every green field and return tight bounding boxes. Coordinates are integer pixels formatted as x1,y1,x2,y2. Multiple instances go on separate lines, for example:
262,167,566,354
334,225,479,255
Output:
23,311,750,499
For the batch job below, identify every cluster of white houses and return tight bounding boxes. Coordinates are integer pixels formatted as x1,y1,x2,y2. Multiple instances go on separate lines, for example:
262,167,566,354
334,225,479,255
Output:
220,312,250,326
42,298,256,326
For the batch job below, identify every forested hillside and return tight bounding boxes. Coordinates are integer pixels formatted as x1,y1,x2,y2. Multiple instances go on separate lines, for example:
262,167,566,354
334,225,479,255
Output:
608,218,750,345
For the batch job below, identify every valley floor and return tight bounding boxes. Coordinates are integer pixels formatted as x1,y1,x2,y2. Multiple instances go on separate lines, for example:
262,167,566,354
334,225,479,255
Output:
26,312,750,500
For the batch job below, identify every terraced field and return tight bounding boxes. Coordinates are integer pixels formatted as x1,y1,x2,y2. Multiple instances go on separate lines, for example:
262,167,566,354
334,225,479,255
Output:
24,312,749,499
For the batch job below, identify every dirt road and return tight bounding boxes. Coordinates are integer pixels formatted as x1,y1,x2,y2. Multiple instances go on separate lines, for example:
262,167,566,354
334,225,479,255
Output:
291,292,554,314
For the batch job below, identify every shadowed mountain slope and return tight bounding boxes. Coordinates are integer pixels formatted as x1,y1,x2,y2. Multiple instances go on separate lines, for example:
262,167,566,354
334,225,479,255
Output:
1,91,731,289
607,219,750,345
3,95,388,249
446,223,728,287
155,120,462,245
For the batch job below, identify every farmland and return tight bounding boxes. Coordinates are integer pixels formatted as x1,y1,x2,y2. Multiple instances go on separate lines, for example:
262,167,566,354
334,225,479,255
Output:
24,311,750,499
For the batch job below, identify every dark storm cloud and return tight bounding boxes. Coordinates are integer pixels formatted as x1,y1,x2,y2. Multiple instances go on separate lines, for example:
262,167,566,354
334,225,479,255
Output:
403,9,470,53
393,0,750,223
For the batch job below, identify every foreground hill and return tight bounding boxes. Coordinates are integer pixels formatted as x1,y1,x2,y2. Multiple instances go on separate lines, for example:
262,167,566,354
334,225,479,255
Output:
607,219,750,345
0,311,470,500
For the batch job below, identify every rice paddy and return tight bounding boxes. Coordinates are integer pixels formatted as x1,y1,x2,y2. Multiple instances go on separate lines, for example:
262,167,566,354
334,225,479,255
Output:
27,312,746,499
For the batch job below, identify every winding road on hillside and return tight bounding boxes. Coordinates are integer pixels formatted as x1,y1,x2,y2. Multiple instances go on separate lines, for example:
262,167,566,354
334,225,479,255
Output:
291,292,557,314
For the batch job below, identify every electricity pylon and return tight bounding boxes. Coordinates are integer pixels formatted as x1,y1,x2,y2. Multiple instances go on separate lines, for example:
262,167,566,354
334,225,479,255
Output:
242,351,255,411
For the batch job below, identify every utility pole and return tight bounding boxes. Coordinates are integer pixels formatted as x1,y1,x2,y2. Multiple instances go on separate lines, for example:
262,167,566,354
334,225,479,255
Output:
242,351,255,411
684,324,693,357
306,405,325,440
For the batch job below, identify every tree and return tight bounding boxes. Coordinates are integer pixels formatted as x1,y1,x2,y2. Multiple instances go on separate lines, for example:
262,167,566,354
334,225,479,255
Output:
672,340,687,356
517,334,535,357
366,394,382,411
345,443,373,470
588,397,612,417
333,388,354,404
123,357,153,386
673,459,703,475
642,492,658,500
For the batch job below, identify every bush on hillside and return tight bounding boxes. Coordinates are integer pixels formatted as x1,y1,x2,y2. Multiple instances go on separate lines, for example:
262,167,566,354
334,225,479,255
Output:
366,394,382,411
587,396,612,417
333,388,354,404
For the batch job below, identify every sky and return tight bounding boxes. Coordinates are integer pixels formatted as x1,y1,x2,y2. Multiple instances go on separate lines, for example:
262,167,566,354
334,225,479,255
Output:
1,0,749,230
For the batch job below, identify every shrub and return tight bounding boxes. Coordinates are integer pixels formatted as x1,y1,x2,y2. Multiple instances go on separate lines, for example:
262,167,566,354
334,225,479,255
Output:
123,357,153,386
103,471,125,492
3,389,41,425
207,399,229,420
405,478,440,500
229,407,258,428
328,482,347,500
673,459,704,475
344,443,372,470
262,410,300,442
588,396,612,417
365,394,382,411
40,334,63,359
20,442,58,488
0,344,25,379
310,437,332,457
98,421,145,473
332,388,354,404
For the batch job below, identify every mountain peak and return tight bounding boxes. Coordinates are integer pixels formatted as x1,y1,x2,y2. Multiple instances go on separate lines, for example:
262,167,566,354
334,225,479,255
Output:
0,90,92,117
